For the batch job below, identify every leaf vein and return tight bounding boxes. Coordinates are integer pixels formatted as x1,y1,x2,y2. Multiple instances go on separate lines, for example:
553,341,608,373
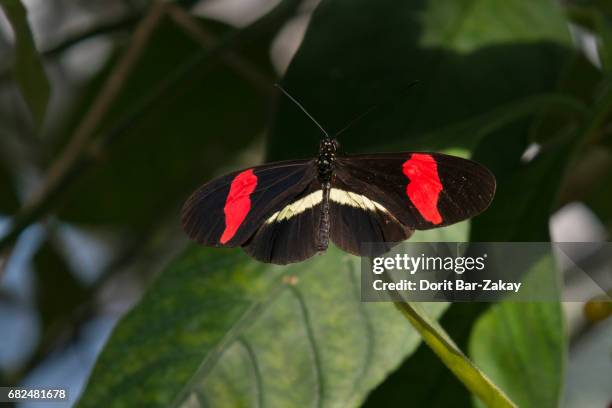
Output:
289,286,324,408
238,336,264,408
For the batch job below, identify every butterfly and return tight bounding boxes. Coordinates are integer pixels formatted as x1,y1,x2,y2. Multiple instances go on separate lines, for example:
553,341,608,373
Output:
182,88,496,265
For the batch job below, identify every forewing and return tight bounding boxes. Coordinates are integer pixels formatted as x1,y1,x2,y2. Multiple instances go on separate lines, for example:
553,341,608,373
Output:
334,152,496,230
181,160,316,247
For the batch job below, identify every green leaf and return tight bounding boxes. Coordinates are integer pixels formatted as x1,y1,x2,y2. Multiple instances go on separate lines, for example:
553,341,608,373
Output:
77,246,447,407
395,302,516,408
384,94,587,153
419,0,570,52
472,128,576,240
264,1,576,407
0,0,50,126
267,0,572,161
530,55,600,145
364,220,481,407
364,220,476,408
469,255,564,408
467,112,574,407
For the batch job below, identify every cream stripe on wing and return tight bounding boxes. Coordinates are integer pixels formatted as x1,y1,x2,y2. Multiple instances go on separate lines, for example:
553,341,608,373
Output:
266,190,323,223
265,188,389,225
329,188,389,213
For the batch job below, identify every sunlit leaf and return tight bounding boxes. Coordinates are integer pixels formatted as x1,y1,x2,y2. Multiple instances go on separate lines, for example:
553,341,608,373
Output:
77,246,447,407
469,255,564,408
267,0,572,161
467,115,575,406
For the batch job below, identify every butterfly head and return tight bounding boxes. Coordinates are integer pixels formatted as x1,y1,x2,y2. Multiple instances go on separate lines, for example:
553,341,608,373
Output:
319,138,339,154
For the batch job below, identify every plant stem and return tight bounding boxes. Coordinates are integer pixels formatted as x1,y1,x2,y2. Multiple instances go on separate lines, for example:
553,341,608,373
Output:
394,302,517,408
166,4,274,98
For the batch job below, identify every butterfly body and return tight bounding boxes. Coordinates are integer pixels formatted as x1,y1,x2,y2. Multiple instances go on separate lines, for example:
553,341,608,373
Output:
182,136,495,265
314,138,338,252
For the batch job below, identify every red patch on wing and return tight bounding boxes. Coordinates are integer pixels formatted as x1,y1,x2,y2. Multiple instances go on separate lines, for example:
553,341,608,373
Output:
220,169,258,244
402,154,443,224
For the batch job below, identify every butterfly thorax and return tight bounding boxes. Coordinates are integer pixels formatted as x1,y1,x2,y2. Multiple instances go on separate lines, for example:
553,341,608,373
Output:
317,138,338,182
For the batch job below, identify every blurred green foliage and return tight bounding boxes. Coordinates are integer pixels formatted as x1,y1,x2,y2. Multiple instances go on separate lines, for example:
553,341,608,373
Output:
1,0,612,406
268,0,570,158
0,0,49,126
0,160,18,213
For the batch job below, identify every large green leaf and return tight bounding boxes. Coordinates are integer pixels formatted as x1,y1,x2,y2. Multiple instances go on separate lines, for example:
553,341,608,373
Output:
364,218,486,407
466,118,575,407
270,1,574,406
471,128,576,240
469,256,564,408
267,0,572,161
0,0,50,126
77,246,446,407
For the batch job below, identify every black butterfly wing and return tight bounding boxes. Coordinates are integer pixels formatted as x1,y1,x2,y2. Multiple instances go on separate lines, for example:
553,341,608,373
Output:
243,180,323,264
181,159,316,248
330,152,495,254
327,180,414,256
183,151,495,263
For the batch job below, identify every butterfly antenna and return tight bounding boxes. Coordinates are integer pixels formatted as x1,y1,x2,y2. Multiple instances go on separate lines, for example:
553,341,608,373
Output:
334,79,421,138
275,84,330,139
333,104,379,138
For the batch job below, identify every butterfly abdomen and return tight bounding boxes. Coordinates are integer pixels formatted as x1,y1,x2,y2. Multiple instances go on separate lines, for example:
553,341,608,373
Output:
316,182,331,252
